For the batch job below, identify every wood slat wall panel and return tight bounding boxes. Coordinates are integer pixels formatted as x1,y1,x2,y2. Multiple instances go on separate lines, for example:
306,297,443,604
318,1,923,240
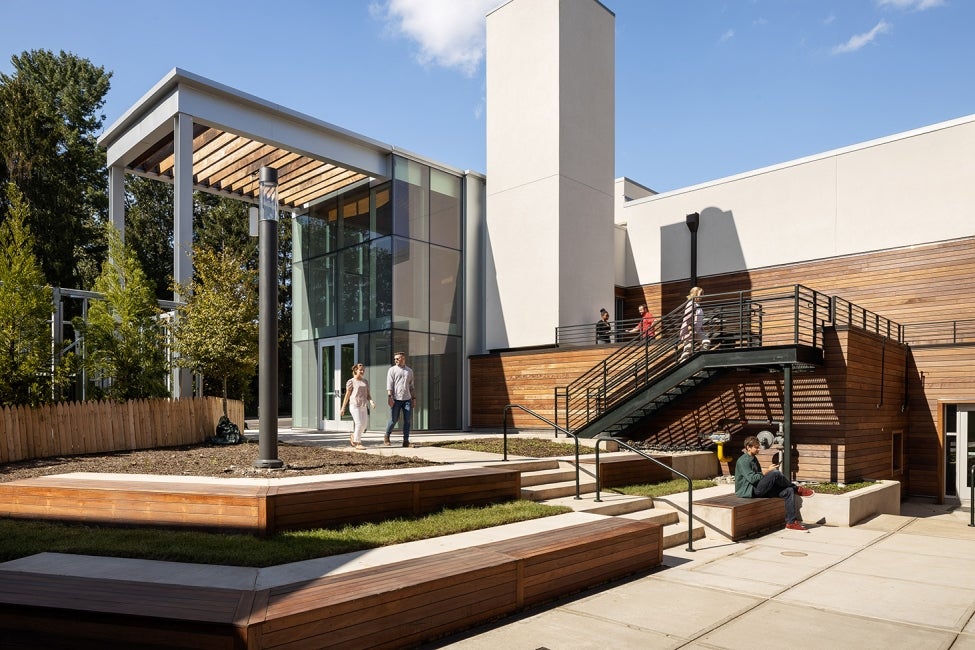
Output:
470,346,620,429
618,236,975,499
470,327,910,486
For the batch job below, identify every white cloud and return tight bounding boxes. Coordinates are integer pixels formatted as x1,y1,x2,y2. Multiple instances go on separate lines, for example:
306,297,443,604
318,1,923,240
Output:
371,0,499,76
719,28,735,44
831,20,891,54
876,0,944,10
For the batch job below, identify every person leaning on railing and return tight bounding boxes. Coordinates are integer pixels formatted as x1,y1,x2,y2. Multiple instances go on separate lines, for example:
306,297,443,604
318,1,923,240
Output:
627,304,655,340
596,308,612,343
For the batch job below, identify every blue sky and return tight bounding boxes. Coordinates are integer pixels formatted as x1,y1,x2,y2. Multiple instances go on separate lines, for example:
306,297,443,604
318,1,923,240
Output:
3,0,973,193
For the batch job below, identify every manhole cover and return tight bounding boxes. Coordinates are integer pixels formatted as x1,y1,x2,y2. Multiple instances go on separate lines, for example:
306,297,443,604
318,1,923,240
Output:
781,551,808,557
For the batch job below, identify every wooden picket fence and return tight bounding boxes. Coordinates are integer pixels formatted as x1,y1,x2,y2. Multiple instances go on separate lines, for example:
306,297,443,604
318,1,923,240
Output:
0,397,244,464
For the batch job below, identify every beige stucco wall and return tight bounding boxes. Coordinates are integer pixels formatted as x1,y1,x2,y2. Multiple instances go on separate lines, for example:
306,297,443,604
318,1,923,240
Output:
618,115,975,287
485,0,615,349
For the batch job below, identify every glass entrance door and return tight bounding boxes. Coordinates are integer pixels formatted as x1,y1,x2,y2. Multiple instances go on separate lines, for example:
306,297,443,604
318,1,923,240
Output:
319,336,358,431
954,406,974,503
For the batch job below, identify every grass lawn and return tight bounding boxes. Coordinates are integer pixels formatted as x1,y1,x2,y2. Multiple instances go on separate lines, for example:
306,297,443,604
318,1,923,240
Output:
0,501,571,567
0,437,702,567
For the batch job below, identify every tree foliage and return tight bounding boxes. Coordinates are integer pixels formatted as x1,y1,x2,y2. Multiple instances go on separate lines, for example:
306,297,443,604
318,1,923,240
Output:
73,225,168,401
0,49,111,289
0,183,66,406
125,176,173,300
171,244,258,415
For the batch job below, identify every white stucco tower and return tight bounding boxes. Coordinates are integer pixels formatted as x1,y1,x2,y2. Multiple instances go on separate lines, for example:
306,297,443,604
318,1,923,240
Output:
484,0,615,349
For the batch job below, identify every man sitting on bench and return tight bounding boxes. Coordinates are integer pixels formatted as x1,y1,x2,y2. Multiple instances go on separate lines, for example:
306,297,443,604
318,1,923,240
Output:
735,435,815,531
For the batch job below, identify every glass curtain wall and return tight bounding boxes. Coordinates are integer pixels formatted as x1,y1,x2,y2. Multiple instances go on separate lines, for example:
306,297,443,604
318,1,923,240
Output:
292,155,463,430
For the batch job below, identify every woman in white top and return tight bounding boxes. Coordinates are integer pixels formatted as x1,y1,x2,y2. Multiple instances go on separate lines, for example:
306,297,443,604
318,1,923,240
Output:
340,363,375,449
679,286,705,362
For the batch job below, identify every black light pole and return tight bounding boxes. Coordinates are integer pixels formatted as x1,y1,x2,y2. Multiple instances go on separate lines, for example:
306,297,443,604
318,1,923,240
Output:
686,212,700,288
254,167,283,469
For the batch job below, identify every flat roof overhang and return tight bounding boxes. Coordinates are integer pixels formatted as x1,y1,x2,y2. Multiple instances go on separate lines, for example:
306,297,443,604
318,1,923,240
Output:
98,68,395,210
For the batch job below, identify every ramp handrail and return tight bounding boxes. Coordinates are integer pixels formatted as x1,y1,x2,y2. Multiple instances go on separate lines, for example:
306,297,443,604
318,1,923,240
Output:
503,403,583,499
594,436,696,552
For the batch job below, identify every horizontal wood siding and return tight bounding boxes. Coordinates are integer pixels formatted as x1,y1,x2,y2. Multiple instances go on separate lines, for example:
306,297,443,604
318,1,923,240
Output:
470,346,619,429
627,237,975,327
622,236,975,499
471,328,910,487
905,346,975,499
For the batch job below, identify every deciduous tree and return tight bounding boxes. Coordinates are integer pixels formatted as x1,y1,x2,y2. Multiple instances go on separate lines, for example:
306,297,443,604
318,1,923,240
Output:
73,225,168,401
171,244,258,416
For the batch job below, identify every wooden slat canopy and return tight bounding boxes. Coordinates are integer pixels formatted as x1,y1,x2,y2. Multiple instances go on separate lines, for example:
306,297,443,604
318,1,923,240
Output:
125,124,369,209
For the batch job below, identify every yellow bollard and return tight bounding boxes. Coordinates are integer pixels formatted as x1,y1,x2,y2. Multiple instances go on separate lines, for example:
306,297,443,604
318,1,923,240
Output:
710,432,733,462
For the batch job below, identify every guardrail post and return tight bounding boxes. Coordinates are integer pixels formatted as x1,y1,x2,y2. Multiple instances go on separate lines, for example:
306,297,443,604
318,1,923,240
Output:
793,285,800,345
553,387,559,438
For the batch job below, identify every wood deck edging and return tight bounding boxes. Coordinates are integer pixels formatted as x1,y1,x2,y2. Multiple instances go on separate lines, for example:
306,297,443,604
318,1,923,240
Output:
0,516,664,649
0,465,522,536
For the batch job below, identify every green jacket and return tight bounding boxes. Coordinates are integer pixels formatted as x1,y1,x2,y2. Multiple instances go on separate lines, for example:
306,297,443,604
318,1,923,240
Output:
734,452,763,497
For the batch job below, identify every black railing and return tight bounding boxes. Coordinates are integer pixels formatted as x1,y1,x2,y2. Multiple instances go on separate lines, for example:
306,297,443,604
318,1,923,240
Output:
594,436,695,552
829,296,904,343
557,285,904,437
502,403,583,499
556,317,650,346
903,319,975,347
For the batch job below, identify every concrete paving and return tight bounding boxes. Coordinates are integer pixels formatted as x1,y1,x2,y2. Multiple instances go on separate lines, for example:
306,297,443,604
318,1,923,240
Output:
3,427,974,649
427,498,975,649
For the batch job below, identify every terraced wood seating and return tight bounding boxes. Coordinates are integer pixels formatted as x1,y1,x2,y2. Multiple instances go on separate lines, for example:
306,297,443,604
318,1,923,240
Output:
579,453,674,488
0,466,521,536
694,493,785,540
0,517,664,649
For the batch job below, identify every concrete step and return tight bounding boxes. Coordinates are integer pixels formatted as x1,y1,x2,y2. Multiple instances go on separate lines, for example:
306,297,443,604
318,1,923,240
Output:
519,465,583,487
483,458,561,473
660,521,707,549
539,492,656,516
522,477,597,501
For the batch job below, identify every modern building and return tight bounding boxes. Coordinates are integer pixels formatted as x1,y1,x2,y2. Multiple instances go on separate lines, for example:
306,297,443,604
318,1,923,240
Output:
100,0,974,504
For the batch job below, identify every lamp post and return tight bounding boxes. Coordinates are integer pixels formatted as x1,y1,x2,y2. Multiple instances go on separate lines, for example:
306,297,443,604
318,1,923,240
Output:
686,212,700,288
254,167,284,469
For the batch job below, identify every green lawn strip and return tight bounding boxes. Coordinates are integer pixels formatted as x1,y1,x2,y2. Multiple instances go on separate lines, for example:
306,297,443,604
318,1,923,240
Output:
0,500,570,567
801,480,876,495
424,437,591,457
613,478,717,498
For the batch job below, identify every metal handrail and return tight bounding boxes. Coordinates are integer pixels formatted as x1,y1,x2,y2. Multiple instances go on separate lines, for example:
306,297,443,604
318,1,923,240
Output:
594,436,696,552
503,403,583,499
556,317,651,346
903,318,975,347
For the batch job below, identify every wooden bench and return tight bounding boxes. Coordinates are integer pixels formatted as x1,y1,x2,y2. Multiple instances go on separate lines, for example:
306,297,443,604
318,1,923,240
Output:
0,466,521,536
693,493,785,541
0,517,663,649
579,453,674,488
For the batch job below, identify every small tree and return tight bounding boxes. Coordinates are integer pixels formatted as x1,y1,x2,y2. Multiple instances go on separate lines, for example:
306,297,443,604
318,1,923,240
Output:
0,183,64,406
73,224,168,401
171,244,258,416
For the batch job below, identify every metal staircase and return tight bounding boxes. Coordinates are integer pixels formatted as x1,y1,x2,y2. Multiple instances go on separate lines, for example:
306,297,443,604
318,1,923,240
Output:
556,285,874,441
